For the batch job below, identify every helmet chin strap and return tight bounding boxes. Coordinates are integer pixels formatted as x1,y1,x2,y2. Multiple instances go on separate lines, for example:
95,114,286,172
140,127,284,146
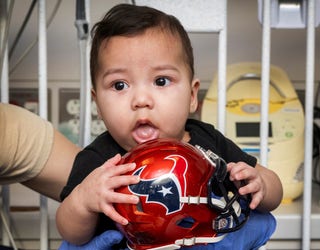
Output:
180,195,241,213
141,234,227,250
180,195,242,230
146,234,227,250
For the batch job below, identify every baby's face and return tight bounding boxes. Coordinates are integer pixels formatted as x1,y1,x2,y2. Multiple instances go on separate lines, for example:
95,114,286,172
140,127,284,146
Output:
92,28,199,151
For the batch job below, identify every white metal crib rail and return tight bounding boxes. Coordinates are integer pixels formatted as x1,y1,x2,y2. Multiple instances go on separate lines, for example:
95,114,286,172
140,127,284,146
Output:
1,0,16,248
38,0,49,249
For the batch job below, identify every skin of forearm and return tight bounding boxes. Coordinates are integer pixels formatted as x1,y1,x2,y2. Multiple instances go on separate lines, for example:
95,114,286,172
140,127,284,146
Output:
256,164,283,212
56,185,99,245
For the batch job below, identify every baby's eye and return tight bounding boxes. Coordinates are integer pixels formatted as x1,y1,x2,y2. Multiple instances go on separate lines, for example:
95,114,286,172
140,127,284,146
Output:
113,81,129,91
155,77,170,87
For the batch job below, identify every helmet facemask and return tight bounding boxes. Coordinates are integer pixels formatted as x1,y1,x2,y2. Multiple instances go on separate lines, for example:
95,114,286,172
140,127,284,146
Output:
195,145,251,234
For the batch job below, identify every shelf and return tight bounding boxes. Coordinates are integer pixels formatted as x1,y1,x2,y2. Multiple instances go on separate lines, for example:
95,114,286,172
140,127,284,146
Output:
271,183,320,240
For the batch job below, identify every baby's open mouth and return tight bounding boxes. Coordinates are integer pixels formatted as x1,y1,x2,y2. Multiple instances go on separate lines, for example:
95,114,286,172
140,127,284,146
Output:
132,121,159,144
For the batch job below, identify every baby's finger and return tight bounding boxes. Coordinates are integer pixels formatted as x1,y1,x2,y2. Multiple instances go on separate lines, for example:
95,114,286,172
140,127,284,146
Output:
103,161,137,177
106,154,121,165
111,192,140,205
102,206,129,226
227,162,236,172
102,188,139,205
238,181,259,195
249,193,263,210
228,162,248,178
106,174,140,190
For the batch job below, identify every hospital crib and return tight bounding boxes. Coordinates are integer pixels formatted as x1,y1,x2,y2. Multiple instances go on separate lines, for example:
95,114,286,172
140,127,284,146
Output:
0,1,319,249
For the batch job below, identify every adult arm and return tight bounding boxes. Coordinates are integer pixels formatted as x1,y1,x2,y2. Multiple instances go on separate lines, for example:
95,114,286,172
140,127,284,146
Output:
0,103,80,201
22,128,80,201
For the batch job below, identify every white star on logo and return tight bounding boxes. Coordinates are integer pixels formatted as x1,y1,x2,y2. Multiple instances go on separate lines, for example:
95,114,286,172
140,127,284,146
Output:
158,186,173,197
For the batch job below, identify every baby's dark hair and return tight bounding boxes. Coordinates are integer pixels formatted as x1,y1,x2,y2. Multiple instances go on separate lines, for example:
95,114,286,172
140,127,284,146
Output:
90,3,194,89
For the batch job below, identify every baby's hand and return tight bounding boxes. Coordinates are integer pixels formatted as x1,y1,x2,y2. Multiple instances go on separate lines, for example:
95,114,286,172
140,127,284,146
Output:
76,154,140,225
227,162,266,210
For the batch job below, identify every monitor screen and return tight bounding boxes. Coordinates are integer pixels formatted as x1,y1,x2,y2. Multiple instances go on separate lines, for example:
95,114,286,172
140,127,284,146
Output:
236,122,272,137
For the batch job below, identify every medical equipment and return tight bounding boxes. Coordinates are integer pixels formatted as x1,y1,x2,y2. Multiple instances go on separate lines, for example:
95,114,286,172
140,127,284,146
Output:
201,62,305,203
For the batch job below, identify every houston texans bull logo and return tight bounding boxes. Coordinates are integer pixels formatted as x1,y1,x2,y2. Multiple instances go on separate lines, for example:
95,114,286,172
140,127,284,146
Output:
128,154,188,215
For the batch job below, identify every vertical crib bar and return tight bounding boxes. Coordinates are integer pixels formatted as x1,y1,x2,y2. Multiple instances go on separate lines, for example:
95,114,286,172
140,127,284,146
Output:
217,0,227,133
303,1,315,249
1,47,10,247
1,43,9,103
0,0,12,83
85,0,91,146
260,0,270,167
259,2,271,249
38,0,49,249
1,0,13,247
0,34,9,103
76,0,91,147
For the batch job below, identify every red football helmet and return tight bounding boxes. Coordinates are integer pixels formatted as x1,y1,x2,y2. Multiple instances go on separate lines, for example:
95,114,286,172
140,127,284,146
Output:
115,138,250,250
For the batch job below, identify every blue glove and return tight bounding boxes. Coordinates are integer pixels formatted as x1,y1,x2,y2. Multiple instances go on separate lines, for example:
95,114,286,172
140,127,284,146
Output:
58,230,124,250
184,210,276,250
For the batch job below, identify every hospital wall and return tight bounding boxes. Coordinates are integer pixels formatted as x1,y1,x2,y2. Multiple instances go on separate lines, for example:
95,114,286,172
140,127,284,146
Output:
2,0,320,249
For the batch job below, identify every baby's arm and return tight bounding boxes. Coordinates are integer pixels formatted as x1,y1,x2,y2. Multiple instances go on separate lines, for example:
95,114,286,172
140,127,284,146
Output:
227,162,283,212
56,154,140,245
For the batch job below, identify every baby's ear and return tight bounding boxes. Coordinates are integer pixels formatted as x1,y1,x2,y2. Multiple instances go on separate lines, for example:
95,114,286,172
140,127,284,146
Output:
91,88,96,100
91,88,101,119
189,78,200,113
